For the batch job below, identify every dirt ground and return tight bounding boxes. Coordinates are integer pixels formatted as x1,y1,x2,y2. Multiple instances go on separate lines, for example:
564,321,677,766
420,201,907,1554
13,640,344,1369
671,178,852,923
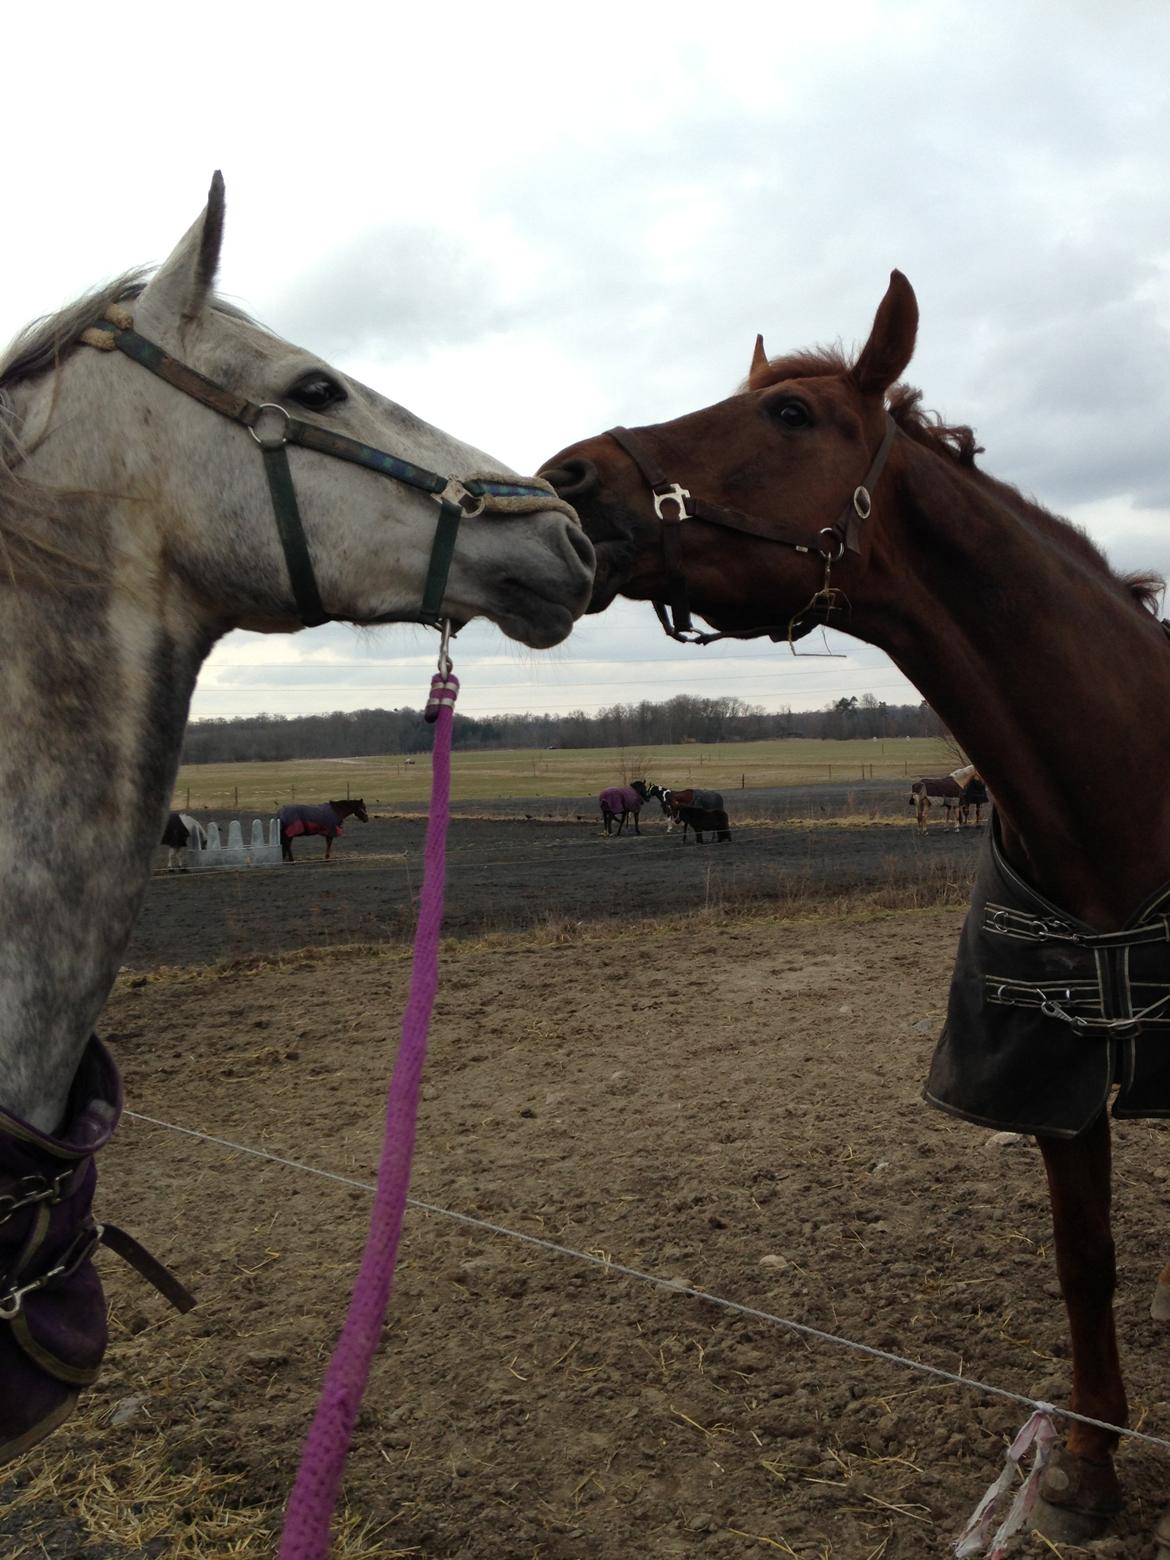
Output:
10,803,1170,1558
124,794,981,967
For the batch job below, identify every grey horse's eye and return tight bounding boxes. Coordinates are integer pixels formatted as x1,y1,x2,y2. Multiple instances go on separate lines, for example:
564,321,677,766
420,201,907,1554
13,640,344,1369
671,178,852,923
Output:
288,373,348,412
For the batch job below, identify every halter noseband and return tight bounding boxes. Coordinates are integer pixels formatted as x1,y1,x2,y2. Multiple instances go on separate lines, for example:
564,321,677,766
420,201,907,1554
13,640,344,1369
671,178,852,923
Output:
603,412,898,645
81,305,575,631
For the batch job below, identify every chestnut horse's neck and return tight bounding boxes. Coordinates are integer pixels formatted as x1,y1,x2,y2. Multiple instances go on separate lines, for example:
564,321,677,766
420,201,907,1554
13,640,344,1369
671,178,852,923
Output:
853,434,1170,927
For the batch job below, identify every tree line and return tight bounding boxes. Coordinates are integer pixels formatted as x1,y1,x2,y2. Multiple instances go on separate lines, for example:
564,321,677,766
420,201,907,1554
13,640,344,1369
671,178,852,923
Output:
180,694,947,765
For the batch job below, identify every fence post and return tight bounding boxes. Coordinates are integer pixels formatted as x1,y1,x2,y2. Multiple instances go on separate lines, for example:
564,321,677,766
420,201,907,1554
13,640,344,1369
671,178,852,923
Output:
234,785,238,807
741,772,745,789
185,786,190,810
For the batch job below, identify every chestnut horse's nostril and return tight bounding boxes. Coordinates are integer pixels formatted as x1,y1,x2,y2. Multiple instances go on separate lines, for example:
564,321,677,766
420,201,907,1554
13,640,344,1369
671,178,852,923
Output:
542,457,599,500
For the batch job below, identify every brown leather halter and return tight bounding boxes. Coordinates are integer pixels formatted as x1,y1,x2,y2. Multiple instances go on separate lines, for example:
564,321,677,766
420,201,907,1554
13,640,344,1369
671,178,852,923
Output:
603,413,898,644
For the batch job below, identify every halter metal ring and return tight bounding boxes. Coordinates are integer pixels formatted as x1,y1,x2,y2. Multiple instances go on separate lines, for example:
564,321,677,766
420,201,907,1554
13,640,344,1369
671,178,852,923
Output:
653,482,690,520
249,403,292,450
819,528,846,562
853,485,872,519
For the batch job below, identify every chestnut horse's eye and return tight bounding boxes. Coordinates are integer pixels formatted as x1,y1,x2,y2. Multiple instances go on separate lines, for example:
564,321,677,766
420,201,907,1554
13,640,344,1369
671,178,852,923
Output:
288,373,348,412
772,401,811,429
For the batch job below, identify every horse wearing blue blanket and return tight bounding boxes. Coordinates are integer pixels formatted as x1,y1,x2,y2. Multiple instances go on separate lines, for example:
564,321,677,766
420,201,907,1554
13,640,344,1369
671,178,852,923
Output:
278,798,368,861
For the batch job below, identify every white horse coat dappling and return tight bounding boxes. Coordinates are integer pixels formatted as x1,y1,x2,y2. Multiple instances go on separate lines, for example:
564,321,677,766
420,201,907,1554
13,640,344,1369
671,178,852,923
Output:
0,174,593,1458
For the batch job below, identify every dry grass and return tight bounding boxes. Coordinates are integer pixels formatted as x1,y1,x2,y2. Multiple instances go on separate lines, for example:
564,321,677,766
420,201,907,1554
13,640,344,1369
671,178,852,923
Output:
0,1398,420,1558
123,870,969,1006
171,738,956,813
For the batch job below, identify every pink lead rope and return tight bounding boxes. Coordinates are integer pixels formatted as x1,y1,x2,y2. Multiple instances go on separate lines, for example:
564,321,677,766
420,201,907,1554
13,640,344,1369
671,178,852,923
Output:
278,647,460,1560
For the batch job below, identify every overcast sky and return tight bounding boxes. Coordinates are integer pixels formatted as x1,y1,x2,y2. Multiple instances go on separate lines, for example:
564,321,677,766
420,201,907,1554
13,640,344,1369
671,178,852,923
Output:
5,2,1167,723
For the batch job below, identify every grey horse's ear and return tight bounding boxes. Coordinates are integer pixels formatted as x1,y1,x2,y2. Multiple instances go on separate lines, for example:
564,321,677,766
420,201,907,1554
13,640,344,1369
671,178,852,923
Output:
137,171,226,332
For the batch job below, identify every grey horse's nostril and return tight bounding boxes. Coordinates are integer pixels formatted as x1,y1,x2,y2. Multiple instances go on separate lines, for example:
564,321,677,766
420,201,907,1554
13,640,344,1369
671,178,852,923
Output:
566,523,595,570
542,458,599,499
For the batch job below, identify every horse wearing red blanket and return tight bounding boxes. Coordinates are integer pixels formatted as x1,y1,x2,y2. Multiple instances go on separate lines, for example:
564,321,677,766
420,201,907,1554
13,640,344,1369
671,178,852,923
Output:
278,799,368,861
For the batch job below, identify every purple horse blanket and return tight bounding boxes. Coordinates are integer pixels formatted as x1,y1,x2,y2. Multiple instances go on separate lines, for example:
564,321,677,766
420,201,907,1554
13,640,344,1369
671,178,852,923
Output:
279,802,344,840
599,786,642,816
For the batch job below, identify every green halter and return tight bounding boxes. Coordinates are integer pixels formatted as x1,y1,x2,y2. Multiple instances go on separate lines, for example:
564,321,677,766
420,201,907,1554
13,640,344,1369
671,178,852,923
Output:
82,306,575,629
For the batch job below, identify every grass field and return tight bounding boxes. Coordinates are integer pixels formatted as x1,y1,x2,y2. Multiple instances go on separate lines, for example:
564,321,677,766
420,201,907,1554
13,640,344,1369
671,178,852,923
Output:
171,736,958,812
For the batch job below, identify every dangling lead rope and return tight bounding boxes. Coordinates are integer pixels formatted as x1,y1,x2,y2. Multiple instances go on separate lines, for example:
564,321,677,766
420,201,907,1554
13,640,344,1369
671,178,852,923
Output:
278,627,459,1560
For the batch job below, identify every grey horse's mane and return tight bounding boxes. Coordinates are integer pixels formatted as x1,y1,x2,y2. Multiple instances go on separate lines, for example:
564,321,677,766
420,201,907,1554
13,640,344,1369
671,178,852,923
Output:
0,270,148,393
0,271,262,582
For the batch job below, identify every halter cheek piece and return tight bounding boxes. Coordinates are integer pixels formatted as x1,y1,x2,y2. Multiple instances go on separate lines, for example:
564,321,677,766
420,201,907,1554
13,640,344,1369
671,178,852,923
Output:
604,413,898,645
81,306,576,631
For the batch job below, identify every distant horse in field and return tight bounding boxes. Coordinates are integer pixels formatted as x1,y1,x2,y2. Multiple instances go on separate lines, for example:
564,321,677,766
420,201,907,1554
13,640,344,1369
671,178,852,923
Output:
160,811,208,870
909,774,964,829
546,268,1170,1544
599,784,642,835
278,799,368,861
635,781,731,842
961,775,989,826
0,172,592,1465
910,766,987,830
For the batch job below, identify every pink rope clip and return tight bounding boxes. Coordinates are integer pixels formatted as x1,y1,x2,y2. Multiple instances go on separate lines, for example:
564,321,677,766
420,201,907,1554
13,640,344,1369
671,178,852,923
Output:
424,668,460,724
278,643,458,1560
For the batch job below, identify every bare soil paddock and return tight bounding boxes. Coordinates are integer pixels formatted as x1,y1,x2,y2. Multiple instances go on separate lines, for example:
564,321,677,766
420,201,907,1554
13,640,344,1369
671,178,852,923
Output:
9,791,1170,1559
124,784,980,968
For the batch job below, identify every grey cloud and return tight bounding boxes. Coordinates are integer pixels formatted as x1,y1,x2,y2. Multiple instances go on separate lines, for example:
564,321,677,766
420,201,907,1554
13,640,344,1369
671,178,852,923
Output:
263,225,516,359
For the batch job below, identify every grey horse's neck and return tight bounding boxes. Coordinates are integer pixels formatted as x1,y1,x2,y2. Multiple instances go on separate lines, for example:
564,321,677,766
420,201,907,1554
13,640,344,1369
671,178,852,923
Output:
0,579,213,1131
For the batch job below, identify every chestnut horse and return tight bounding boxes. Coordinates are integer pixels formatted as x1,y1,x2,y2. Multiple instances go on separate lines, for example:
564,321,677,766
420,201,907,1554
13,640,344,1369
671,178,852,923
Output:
543,272,1170,1547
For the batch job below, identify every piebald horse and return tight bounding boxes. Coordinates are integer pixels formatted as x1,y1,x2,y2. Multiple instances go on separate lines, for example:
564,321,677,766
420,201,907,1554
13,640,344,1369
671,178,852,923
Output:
160,810,208,870
0,173,592,1463
543,272,1170,1548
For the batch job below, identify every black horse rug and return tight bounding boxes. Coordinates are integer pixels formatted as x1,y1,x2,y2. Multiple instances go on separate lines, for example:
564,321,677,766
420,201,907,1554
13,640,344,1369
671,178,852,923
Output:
926,814,1170,1137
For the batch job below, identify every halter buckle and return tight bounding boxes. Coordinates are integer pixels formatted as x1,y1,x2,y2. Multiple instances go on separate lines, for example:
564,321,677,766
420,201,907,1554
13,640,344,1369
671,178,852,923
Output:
249,403,292,450
653,483,690,520
853,485,872,519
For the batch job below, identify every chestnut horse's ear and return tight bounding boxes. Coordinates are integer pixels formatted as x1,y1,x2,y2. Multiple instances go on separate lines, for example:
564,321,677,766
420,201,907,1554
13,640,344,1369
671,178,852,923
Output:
137,171,226,332
851,270,918,397
750,333,768,379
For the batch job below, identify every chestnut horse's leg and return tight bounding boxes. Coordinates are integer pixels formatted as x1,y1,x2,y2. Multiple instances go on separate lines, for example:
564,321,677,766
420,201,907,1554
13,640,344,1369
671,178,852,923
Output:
1033,1111,1125,1538
1152,1254,1170,1320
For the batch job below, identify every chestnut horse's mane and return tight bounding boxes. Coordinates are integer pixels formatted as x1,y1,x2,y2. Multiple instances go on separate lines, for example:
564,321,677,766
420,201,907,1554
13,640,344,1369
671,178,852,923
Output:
744,347,1164,618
